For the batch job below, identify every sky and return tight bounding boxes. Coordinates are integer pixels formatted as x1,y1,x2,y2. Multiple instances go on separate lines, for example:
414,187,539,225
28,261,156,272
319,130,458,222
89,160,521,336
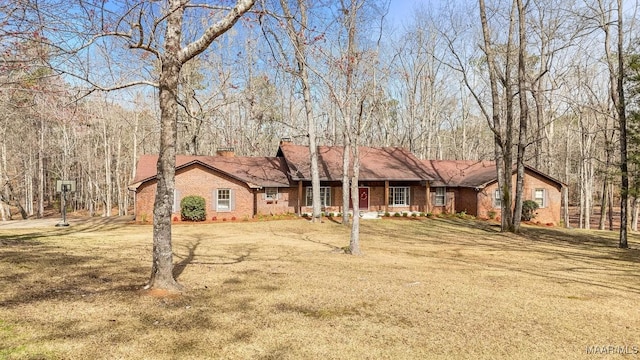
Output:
387,0,427,24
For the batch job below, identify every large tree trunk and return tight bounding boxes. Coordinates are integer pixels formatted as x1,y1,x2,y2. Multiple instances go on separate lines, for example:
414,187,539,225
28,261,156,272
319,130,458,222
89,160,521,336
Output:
147,1,184,291
479,0,515,232
146,0,255,291
512,0,528,232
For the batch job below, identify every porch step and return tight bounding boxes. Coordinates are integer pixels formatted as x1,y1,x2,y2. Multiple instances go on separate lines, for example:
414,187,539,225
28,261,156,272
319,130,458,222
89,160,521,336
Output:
360,212,381,220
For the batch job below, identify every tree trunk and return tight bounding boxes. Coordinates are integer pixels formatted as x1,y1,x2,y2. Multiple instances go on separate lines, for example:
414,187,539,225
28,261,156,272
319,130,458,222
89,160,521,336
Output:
279,0,322,223
599,178,608,230
38,118,44,218
512,0,528,232
147,1,185,291
349,145,361,255
616,0,628,247
146,0,255,290
342,136,351,226
479,0,516,232
631,197,639,231
608,183,614,231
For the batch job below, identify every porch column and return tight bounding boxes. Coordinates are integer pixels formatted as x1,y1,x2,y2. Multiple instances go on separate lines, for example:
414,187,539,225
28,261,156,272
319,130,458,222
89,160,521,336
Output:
384,181,389,213
426,181,431,213
298,181,303,215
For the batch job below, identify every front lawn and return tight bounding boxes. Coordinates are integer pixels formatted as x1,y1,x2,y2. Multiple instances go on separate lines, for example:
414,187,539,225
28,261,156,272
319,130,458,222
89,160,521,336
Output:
1,218,638,359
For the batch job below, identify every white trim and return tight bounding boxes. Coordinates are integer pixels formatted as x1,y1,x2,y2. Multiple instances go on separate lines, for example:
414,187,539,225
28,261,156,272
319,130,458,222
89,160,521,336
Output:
434,187,446,206
264,187,278,200
388,186,410,206
216,188,232,212
534,188,546,208
306,186,331,207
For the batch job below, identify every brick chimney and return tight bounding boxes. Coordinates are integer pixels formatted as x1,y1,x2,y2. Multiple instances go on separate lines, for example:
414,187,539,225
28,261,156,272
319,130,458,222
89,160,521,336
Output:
216,147,235,157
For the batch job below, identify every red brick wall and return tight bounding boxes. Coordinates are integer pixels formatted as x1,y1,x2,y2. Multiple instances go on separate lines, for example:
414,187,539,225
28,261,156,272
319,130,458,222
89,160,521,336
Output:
135,164,271,222
256,187,297,216
455,188,479,216
478,170,562,225
427,188,456,215
134,181,156,223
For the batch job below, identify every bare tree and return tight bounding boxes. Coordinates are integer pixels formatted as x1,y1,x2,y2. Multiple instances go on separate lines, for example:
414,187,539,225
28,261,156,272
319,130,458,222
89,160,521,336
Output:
274,0,323,222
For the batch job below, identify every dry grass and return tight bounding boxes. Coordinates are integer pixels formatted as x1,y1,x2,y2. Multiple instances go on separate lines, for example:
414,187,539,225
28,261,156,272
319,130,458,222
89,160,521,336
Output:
1,217,639,359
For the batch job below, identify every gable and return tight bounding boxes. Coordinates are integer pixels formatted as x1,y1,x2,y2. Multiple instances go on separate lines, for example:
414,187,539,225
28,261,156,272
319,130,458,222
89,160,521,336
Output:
423,160,565,190
130,154,291,190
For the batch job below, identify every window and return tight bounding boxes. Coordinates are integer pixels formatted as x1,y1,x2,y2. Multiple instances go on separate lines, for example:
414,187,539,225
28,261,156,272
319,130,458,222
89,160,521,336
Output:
534,188,546,208
434,187,446,206
306,187,331,207
388,187,410,206
215,189,234,212
494,189,501,208
265,187,278,200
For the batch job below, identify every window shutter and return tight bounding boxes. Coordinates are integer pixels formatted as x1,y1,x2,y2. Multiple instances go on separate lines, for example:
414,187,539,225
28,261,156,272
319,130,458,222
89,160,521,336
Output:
230,189,236,211
262,192,267,200
277,191,281,200
543,189,548,208
407,187,411,205
213,189,218,210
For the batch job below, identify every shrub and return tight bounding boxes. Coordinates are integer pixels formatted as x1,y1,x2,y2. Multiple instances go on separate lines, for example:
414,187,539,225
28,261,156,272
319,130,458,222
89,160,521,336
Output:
384,212,390,217
402,212,408,217
521,200,539,221
393,212,401,217
488,210,497,219
411,213,417,217
180,195,206,221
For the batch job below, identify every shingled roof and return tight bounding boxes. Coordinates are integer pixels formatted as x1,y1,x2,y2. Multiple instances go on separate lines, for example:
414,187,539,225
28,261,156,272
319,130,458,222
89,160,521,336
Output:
277,143,434,182
423,160,565,189
130,154,291,189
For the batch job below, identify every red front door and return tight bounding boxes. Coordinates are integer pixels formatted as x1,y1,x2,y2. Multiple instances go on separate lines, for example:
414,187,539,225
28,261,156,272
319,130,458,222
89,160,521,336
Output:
358,187,369,210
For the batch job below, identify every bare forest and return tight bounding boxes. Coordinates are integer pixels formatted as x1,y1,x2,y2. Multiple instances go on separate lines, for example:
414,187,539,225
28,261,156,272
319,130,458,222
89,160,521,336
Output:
1,0,639,234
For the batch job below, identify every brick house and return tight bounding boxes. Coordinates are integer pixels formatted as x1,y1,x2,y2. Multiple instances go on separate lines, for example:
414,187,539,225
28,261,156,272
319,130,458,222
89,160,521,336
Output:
130,141,566,225
277,142,435,215
129,151,296,222
422,160,566,224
